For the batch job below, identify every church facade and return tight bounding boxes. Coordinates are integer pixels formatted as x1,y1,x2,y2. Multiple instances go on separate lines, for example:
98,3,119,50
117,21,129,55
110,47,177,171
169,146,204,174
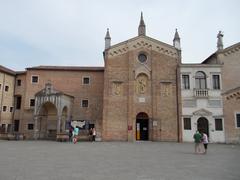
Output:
102,14,182,141
0,14,239,143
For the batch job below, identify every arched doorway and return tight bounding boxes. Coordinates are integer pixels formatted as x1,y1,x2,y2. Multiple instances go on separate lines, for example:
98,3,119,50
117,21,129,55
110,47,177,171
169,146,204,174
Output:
38,102,58,140
136,112,149,141
197,117,209,137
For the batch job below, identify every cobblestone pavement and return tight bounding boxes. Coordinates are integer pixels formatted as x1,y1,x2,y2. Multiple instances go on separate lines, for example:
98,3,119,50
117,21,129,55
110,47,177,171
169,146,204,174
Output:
0,140,239,180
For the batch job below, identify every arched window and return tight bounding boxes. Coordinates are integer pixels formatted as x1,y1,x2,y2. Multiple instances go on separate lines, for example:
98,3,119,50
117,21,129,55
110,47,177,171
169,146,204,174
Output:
195,71,206,89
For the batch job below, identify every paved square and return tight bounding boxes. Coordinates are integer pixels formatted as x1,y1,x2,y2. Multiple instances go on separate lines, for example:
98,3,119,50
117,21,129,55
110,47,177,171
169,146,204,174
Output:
0,141,239,180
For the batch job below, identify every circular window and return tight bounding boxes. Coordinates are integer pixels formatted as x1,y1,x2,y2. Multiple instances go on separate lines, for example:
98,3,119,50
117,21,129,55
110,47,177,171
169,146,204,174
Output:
138,53,147,63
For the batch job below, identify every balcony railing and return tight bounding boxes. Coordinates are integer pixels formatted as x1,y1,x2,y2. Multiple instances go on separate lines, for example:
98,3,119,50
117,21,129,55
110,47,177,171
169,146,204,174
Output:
194,89,208,97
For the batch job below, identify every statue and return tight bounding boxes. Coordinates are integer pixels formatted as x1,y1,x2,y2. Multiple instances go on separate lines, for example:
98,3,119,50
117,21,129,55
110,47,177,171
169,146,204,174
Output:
137,75,147,94
114,83,121,95
217,31,223,50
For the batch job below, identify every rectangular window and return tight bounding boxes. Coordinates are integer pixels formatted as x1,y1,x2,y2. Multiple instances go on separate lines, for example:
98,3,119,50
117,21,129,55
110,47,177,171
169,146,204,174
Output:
215,118,223,131
30,99,35,107
81,100,89,107
31,76,39,83
14,120,19,132
182,75,190,89
196,79,207,89
83,77,90,85
16,96,22,109
3,106,7,112
213,75,220,89
17,79,21,86
236,113,240,128
28,124,34,130
5,86,9,92
183,118,191,130
1,124,6,133
10,107,13,112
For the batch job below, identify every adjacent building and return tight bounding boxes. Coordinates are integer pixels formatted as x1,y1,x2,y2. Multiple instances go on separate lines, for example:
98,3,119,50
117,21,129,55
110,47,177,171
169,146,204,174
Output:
0,66,15,134
180,64,224,143
202,36,240,143
14,66,104,140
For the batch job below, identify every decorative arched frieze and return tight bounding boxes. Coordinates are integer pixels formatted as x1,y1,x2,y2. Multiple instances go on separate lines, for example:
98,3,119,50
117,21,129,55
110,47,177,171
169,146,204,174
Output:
134,66,151,80
107,37,178,59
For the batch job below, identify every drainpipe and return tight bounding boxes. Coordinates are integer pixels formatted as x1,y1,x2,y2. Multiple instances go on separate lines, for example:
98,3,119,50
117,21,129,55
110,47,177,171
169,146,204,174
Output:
11,75,17,133
176,66,180,142
176,53,182,142
0,74,6,127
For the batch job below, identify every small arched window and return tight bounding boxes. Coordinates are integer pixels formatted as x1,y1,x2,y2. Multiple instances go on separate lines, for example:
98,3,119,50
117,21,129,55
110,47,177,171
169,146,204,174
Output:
195,71,206,89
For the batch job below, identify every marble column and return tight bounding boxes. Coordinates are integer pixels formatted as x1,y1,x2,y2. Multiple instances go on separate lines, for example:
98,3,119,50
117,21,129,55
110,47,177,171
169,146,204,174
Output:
5,124,8,133
61,115,66,132
57,115,61,134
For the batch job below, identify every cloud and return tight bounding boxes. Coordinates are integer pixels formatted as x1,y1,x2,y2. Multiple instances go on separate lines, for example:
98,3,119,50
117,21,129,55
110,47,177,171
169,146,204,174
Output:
0,0,239,70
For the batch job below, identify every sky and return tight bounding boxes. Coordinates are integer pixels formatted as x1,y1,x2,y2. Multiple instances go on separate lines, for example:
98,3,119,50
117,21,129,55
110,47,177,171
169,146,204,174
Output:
0,0,239,71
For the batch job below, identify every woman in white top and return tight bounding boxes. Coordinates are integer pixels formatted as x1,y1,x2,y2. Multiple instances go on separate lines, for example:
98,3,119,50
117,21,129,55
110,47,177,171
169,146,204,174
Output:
92,128,96,141
202,133,209,154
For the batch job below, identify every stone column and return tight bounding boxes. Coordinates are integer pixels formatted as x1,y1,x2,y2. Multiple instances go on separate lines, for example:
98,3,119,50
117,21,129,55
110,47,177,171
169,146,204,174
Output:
67,114,71,127
61,115,66,132
5,124,8,133
57,115,61,134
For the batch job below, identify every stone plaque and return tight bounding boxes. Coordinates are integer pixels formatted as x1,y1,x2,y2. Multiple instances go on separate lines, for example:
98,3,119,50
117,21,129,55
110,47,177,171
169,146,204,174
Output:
153,121,158,127
139,97,145,103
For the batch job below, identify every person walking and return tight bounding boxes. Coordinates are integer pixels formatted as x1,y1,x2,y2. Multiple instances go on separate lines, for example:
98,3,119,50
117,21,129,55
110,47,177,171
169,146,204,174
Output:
201,132,209,154
92,127,96,142
73,126,79,144
193,130,202,154
69,126,73,142
89,128,93,141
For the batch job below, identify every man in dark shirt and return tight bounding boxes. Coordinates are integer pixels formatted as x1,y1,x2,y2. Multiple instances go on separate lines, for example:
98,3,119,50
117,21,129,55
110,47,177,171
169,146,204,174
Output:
193,130,202,154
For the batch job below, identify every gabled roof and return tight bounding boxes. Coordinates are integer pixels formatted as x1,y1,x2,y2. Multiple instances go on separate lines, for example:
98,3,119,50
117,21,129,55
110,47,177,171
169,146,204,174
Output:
193,108,212,116
26,66,104,71
222,86,240,100
222,86,240,95
35,83,74,98
106,35,178,59
0,65,16,75
202,42,240,64
16,71,26,75
108,35,175,51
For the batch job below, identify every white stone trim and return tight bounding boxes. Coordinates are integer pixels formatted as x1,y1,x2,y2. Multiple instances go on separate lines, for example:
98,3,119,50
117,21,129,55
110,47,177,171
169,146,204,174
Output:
235,112,240,128
81,99,89,108
82,76,91,85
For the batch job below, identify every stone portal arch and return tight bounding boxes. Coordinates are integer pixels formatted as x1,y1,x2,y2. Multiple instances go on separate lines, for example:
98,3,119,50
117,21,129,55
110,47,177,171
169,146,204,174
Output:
33,83,74,140
136,112,149,140
37,102,57,139
197,117,209,137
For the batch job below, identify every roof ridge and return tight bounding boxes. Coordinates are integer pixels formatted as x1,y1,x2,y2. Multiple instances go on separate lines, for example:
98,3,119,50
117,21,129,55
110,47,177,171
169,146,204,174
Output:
0,65,16,75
